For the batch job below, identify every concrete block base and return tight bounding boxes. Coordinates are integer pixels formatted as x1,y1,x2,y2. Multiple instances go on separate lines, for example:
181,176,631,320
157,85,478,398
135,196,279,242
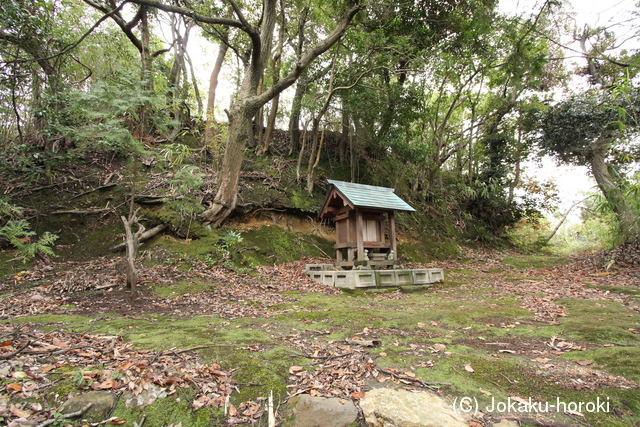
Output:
306,267,444,289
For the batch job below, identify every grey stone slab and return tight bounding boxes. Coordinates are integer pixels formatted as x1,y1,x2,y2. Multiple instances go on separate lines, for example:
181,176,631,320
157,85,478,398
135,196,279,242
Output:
359,388,467,427
284,394,358,427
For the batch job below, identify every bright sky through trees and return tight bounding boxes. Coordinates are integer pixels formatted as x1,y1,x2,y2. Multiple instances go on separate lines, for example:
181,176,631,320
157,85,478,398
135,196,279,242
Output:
501,0,640,219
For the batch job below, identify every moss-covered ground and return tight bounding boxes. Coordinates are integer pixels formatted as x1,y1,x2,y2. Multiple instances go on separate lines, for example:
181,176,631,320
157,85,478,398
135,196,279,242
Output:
3,247,640,426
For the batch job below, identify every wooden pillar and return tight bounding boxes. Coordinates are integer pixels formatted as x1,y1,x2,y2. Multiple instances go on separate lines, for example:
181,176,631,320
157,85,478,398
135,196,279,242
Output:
389,211,397,260
356,209,364,262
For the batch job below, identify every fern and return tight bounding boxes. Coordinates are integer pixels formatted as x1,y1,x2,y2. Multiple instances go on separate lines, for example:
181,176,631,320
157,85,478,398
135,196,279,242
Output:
0,219,59,263
0,197,24,219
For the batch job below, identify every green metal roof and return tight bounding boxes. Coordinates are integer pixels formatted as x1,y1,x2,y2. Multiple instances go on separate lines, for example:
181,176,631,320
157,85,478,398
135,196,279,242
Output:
326,179,415,212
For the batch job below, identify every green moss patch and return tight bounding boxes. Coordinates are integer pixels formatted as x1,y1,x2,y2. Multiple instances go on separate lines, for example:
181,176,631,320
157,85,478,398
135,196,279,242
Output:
561,346,640,383
557,299,640,344
110,385,223,427
503,255,571,270
239,225,333,266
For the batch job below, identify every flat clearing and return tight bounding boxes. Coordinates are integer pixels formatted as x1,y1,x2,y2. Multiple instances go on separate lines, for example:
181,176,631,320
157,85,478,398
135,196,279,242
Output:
2,247,639,426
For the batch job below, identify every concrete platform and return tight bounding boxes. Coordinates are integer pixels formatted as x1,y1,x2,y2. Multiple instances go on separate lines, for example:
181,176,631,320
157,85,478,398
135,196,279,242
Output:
305,265,444,289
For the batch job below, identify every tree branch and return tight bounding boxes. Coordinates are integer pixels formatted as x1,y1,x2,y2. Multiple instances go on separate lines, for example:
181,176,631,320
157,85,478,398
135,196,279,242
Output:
255,0,364,108
1,1,127,66
125,0,246,30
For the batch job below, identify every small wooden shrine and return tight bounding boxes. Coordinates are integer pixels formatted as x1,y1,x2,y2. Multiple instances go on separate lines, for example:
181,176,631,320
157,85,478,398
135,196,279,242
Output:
319,179,415,269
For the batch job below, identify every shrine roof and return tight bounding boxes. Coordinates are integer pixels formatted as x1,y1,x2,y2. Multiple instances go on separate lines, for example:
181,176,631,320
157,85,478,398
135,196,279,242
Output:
322,179,415,214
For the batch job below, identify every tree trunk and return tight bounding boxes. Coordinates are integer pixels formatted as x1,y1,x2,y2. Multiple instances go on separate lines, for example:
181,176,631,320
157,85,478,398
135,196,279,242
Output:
258,7,285,156
201,101,256,226
251,78,265,149
140,8,153,92
204,41,228,148
590,144,637,241
260,95,279,155
339,106,349,163
543,196,594,245
288,72,308,154
167,17,192,141
120,212,145,301
192,0,363,226
305,119,323,193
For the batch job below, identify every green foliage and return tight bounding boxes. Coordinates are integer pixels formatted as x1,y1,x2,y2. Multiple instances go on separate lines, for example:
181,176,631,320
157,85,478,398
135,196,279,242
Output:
0,197,23,218
505,216,552,253
552,211,619,255
0,219,58,263
0,143,73,184
0,197,58,262
161,143,192,165
538,90,628,166
166,165,206,238
220,230,243,251
46,72,157,156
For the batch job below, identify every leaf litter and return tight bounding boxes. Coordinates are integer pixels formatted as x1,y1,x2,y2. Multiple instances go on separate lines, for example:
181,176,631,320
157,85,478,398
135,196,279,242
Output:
2,249,640,425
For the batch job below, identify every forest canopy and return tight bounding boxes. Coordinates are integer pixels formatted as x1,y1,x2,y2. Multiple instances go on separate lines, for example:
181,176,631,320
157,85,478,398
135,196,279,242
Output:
1,0,640,248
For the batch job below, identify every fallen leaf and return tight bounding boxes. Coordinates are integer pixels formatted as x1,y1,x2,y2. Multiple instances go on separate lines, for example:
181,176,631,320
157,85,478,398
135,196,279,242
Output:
351,391,365,399
576,360,593,366
464,364,474,373
99,380,115,389
433,343,446,352
289,366,304,374
228,403,237,417
11,404,30,418
479,388,492,396
7,383,23,392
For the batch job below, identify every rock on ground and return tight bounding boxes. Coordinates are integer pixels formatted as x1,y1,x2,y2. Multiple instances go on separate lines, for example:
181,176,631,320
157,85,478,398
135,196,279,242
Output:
59,391,117,423
284,394,359,427
359,388,468,427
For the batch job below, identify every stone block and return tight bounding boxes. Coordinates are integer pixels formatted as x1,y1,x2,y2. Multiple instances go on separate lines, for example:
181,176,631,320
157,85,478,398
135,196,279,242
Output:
395,270,414,285
412,269,430,284
332,271,377,289
320,272,335,286
375,271,396,287
359,388,467,427
334,272,351,289
428,268,445,283
284,395,358,427
353,271,376,288
305,263,333,271
308,272,323,283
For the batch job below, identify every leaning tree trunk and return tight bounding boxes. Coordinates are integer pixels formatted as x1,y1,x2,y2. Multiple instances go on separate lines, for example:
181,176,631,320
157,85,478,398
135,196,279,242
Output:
591,141,637,241
202,100,257,226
